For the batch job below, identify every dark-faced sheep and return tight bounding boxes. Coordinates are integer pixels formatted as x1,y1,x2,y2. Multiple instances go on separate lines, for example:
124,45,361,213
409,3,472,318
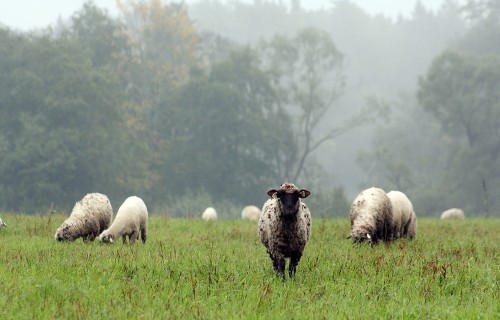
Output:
387,190,417,239
99,196,148,244
55,193,113,242
348,187,394,244
258,182,311,279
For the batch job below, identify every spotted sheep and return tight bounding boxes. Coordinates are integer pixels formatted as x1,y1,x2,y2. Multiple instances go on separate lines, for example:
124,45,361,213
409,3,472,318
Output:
348,187,394,244
55,193,113,242
258,182,311,279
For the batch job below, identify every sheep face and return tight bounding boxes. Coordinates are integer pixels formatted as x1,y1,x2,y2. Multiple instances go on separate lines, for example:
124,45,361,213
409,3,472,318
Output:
99,232,115,243
54,224,76,242
267,183,310,217
348,228,373,244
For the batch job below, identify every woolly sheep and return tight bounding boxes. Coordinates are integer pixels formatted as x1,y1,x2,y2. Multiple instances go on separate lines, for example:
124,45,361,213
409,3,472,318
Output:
55,193,113,242
99,196,148,244
0,217,6,228
387,190,417,239
241,205,260,221
348,187,394,244
202,207,217,221
440,208,465,219
258,182,311,279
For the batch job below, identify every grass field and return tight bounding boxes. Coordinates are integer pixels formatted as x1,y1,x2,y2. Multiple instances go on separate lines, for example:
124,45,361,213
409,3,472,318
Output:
0,213,498,319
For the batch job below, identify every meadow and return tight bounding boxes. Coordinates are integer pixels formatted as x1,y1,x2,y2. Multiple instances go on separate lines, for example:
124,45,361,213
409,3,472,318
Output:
0,213,498,319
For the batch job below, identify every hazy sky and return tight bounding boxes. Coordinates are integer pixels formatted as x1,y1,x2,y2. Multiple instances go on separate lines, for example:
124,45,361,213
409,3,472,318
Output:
0,0,446,31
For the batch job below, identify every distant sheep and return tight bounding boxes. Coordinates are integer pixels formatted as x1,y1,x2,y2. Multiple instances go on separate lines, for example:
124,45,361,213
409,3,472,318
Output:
348,187,394,244
55,193,113,242
202,207,217,221
259,182,311,279
387,190,417,239
241,205,260,221
440,208,465,219
0,217,6,228
99,196,148,244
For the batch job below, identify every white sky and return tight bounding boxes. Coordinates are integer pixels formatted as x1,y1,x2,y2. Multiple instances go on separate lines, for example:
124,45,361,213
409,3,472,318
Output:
0,0,446,31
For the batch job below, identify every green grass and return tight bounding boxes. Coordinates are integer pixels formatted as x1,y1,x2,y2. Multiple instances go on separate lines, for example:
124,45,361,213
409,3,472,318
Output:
0,214,498,319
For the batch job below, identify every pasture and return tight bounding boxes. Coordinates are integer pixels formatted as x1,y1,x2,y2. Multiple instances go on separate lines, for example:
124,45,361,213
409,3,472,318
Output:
0,214,498,319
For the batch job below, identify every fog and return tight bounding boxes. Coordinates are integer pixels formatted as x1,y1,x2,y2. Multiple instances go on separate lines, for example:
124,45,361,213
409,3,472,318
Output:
0,0,498,217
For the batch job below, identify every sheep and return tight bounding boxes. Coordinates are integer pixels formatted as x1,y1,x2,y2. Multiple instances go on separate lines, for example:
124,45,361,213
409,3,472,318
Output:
0,217,6,228
241,205,260,221
258,182,311,279
386,190,417,239
99,196,148,244
55,193,113,242
202,207,217,221
440,208,465,219
348,187,394,244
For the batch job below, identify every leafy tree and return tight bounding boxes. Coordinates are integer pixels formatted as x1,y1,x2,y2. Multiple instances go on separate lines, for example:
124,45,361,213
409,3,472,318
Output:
156,48,284,205
0,30,128,212
261,27,381,183
418,50,500,214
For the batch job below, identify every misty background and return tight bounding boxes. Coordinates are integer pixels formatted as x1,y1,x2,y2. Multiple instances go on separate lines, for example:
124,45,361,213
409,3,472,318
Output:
0,0,499,218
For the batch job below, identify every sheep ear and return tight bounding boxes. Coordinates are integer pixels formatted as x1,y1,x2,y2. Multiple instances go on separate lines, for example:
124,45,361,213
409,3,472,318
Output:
299,189,311,198
109,237,114,243
366,233,371,240
267,189,277,197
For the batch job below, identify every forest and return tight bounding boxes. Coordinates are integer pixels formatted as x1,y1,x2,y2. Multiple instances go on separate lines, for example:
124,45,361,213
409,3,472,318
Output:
0,0,498,217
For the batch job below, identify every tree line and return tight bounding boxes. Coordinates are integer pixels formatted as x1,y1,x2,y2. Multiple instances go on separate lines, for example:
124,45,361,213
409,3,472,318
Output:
0,0,498,217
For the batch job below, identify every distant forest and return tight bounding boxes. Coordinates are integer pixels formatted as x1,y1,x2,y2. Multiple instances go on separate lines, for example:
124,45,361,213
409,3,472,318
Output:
0,0,498,217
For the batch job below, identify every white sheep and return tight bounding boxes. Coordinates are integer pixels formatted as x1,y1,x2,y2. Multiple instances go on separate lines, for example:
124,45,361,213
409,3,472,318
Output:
258,182,311,279
0,217,7,228
386,190,417,239
99,196,148,244
202,207,217,221
440,208,465,219
55,193,113,242
348,187,394,244
241,205,260,221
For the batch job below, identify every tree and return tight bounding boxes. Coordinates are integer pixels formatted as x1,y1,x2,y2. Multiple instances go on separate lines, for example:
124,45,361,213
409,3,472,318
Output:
261,27,380,182
418,50,500,214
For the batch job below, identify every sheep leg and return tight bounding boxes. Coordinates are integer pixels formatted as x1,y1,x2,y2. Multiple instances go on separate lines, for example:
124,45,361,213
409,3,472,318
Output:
122,235,127,244
129,231,139,244
273,254,286,279
140,227,147,244
289,252,302,278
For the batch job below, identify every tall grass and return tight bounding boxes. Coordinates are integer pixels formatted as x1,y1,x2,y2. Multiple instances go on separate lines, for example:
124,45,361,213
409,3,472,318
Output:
0,213,498,319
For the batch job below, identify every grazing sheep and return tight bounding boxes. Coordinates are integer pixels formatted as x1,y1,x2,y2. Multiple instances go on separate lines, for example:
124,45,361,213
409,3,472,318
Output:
202,207,217,221
241,205,260,221
440,208,465,219
387,190,417,239
348,187,394,244
99,196,148,244
55,193,113,242
258,182,311,279
0,217,6,228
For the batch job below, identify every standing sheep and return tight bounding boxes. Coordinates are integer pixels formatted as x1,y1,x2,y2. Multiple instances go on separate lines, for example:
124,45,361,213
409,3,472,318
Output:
99,196,148,244
440,208,465,219
55,193,113,242
202,207,217,221
241,205,260,221
386,190,417,239
0,217,7,229
258,182,311,279
348,187,394,244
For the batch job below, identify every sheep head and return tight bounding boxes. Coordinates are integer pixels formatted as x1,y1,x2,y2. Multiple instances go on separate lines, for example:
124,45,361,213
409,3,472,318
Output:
54,223,76,241
267,182,310,217
348,227,373,244
99,231,115,243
